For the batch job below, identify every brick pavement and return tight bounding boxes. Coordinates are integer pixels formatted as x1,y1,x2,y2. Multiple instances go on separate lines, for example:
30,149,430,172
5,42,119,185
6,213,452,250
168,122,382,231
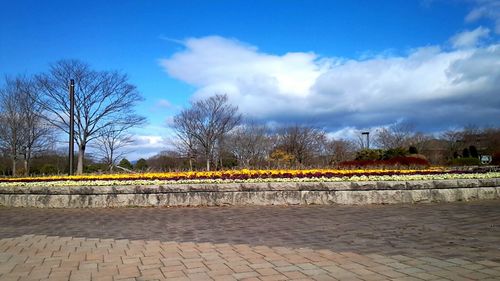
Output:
0,200,499,280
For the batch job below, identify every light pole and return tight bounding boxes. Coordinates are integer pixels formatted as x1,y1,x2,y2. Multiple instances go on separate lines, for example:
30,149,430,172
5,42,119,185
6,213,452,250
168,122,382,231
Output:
68,79,75,175
362,132,370,149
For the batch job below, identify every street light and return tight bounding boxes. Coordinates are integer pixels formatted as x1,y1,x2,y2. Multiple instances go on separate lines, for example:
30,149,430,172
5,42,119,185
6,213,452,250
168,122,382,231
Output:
68,79,75,175
362,132,370,149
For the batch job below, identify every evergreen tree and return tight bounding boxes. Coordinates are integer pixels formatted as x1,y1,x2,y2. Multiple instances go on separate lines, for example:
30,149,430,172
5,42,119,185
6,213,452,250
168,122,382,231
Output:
118,158,133,170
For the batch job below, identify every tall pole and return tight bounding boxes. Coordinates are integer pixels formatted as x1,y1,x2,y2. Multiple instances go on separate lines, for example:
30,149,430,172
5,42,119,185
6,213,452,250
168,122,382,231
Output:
362,132,370,149
69,79,75,175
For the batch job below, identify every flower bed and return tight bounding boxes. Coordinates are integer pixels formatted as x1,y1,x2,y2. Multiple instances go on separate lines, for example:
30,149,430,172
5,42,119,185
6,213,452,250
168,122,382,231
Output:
0,169,499,187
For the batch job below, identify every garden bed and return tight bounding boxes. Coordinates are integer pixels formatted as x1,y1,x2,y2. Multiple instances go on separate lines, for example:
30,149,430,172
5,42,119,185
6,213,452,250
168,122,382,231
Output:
0,170,499,208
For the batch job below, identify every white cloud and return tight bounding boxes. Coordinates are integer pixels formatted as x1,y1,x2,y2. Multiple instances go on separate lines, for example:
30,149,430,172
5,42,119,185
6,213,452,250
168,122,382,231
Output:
161,36,330,99
125,135,167,160
451,26,490,48
160,36,500,134
465,0,500,34
156,99,173,109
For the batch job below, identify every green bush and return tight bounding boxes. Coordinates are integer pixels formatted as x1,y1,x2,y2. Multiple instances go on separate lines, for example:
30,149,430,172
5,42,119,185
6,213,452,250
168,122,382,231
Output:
469,146,479,158
382,147,408,159
462,148,470,158
450,157,481,166
84,163,106,173
355,149,384,160
408,146,418,154
118,158,133,170
40,164,58,175
135,158,148,171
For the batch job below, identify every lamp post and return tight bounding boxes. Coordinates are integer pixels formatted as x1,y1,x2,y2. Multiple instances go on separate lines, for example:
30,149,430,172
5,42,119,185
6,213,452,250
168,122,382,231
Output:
362,132,370,149
68,79,75,175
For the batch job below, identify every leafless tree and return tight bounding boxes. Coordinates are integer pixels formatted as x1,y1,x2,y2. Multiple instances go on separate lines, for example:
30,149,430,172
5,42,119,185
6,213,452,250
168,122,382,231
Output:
375,122,416,149
275,125,327,166
441,129,464,159
0,76,53,176
171,111,198,171
36,60,145,174
325,138,356,165
172,94,241,171
92,124,134,171
0,78,24,175
227,122,272,168
19,78,54,175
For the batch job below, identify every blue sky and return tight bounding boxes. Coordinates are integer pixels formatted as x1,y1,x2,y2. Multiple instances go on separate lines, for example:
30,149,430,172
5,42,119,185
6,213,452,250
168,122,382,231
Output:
1,0,499,159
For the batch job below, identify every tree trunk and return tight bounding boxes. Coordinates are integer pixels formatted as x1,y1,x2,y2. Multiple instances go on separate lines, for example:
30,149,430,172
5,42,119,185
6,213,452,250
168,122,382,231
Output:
24,148,31,176
205,147,211,171
77,144,85,175
24,159,29,176
188,157,193,171
12,158,16,176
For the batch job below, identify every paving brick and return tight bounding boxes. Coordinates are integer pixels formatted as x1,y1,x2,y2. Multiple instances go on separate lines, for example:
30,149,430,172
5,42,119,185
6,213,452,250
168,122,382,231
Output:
1,202,500,281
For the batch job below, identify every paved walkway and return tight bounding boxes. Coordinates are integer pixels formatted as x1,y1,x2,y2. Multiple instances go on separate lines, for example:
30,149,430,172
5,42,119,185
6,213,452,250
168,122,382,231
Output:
0,201,499,280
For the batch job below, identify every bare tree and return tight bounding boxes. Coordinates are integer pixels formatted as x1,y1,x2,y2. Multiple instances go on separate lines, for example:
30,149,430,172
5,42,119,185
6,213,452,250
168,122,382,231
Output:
0,76,53,176
19,78,54,175
92,124,134,171
375,122,416,149
326,138,356,165
227,122,272,168
441,129,464,160
0,78,24,175
172,94,241,171
171,111,198,171
275,125,327,166
36,60,145,174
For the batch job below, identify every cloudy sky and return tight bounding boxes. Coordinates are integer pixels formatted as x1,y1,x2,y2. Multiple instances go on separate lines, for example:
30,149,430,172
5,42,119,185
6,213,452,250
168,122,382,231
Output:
1,0,499,160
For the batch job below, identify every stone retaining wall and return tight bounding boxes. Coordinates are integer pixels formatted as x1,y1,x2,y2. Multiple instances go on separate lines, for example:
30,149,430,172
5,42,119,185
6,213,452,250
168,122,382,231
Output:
0,178,499,208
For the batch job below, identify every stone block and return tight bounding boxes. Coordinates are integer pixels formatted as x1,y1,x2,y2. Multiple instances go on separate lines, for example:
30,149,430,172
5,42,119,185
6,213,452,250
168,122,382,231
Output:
27,195,70,208
410,189,432,203
457,188,479,201
433,180,458,189
376,181,406,190
265,191,300,205
111,186,136,194
478,179,496,187
406,180,434,190
350,181,377,190
6,194,27,207
323,181,351,191
431,189,458,202
239,183,268,192
0,186,26,194
370,190,400,204
335,190,372,205
457,179,480,188
477,187,497,200
28,186,70,195
301,191,328,205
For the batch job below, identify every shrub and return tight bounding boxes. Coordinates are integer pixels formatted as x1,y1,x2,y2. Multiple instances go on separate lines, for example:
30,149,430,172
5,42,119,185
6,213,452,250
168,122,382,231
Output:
469,145,479,159
355,149,384,160
84,163,106,173
382,147,408,159
135,158,148,171
492,152,500,165
118,158,133,170
40,164,58,175
408,146,418,154
450,157,481,166
462,148,470,158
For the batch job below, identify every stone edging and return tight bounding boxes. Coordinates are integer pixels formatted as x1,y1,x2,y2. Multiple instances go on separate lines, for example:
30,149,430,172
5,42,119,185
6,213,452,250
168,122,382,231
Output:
0,178,499,208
